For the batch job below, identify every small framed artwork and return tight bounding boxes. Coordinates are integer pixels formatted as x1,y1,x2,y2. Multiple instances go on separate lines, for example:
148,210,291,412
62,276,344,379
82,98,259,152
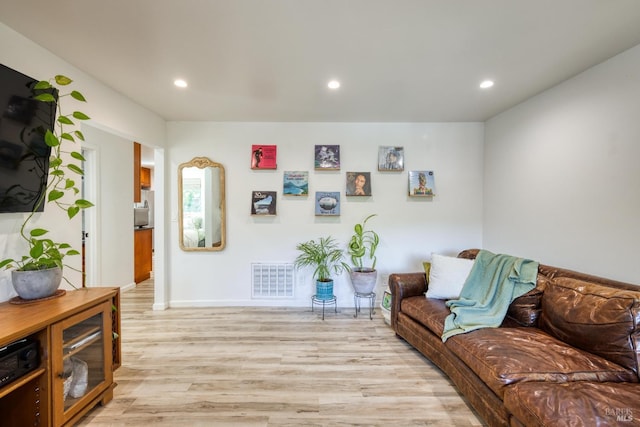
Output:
378,146,404,171
314,145,340,170
381,290,392,310
315,191,340,216
283,171,309,196
346,172,371,196
251,145,277,169
408,170,435,196
251,191,277,215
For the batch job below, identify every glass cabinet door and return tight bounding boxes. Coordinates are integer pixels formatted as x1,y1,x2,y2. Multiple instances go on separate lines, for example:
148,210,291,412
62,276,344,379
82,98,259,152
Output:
52,301,112,426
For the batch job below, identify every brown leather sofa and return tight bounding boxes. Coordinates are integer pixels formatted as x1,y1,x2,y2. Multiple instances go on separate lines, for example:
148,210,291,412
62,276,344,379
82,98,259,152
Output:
390,249,640,426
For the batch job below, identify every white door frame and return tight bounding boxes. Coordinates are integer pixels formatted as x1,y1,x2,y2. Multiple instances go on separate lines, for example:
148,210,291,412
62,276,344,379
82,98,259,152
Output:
82,143,100,286
152,147,167,310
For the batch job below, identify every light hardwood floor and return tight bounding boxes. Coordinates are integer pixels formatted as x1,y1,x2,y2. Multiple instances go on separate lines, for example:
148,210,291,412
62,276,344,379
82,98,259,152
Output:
78,280,484,426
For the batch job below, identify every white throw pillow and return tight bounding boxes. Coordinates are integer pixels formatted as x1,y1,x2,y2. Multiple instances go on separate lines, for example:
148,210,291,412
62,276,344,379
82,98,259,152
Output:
425,253,474,300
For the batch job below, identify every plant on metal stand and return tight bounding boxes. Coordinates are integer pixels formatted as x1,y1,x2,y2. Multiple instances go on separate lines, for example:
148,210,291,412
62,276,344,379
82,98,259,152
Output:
347,214,380,294
294,236,349,300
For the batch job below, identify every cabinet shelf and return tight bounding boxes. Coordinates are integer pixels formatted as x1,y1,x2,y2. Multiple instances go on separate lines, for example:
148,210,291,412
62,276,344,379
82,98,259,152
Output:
0,368,45,400
63,326,102,359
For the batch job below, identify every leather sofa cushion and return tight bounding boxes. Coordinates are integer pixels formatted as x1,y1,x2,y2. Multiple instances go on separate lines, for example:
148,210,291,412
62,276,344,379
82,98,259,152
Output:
505,275,547,327
539,277,640,377
504,381,640,427
506,288,540,326
400,296,449,337
458,249,547,328
445,327,637,399
400,294,526,335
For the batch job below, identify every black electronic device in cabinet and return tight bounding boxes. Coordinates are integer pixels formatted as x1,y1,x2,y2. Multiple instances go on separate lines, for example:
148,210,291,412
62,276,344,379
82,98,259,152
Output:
0,338,39,388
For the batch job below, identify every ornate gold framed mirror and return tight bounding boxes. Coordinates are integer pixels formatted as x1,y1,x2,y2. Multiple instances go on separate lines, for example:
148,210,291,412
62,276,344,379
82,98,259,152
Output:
178,157,226,251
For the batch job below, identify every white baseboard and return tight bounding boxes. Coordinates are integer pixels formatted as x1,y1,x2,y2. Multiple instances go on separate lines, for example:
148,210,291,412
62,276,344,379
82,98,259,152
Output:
152,301,169,310
120,282,137,292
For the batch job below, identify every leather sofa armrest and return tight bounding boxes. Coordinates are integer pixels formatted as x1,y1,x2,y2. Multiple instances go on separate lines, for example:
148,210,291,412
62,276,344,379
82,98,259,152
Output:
389,272,427,330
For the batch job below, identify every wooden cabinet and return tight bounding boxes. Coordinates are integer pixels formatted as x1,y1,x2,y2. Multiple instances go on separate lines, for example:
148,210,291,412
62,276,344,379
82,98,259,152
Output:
0,334,48,426
133,142,141,203
51,301,112,426
0,288,120,427
134,227,153,283
134,142,151,198
140,167,151,189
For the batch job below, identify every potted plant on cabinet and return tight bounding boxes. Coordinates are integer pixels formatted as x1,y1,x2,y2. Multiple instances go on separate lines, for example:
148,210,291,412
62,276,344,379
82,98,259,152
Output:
294,236,349,300
0,75,93,300
347,214,380,294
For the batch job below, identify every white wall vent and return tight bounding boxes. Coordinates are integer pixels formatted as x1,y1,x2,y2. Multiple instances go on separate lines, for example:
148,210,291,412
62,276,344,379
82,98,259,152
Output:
251,263,295,298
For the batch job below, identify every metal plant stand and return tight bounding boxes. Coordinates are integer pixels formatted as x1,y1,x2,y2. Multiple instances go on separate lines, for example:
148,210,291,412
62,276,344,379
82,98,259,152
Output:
353,292,376,319
311,295,337,320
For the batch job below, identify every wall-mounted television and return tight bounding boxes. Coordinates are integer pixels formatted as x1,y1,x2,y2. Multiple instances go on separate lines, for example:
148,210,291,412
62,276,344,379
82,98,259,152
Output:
0,63,57,213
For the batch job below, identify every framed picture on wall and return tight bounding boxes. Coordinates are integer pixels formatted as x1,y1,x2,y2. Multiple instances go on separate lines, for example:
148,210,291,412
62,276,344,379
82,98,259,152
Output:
251,145,277,169
381,290,392,310
378,146,404,171
251,191,277,215
346,171,371,196
315,191,340,216
314,145,340,170
283,171,309,196
408,170,435,197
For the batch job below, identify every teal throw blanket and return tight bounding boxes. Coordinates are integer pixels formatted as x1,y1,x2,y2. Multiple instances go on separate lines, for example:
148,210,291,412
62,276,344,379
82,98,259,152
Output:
441,250,539,342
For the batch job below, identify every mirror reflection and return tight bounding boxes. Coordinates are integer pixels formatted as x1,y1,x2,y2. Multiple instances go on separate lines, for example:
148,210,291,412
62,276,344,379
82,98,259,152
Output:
179,157,225,251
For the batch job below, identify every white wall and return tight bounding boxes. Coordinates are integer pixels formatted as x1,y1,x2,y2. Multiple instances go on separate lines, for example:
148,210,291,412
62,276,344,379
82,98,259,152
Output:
167,122,484,307
484,44,640,284
0,24,165,147
0,23,165,302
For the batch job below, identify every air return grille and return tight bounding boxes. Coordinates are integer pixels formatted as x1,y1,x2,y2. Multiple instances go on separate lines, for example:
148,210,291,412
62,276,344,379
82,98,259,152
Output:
251,263,294,298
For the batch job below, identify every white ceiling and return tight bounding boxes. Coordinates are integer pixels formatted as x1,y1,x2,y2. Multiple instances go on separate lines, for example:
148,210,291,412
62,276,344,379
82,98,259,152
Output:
2,0,640,122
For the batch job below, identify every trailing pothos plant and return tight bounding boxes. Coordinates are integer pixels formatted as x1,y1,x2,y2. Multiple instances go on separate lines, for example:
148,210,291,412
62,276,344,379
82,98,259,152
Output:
0,75,93,285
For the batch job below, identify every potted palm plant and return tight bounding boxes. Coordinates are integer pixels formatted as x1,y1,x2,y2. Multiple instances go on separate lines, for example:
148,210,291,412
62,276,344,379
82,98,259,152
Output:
0,75,93,300
294,236,349,300
347,214,380,293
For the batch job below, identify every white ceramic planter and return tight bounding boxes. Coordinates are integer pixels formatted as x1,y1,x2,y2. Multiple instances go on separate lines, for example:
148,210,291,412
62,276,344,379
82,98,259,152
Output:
349,268,378,294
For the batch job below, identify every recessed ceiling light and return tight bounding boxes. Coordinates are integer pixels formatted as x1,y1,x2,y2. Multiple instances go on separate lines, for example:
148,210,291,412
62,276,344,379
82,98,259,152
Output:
174,79,188,88
327,80,340,90
479,80,494,89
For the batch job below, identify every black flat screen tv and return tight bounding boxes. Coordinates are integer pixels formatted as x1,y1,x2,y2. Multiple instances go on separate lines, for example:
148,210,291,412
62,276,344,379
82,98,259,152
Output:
0,63,57,213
